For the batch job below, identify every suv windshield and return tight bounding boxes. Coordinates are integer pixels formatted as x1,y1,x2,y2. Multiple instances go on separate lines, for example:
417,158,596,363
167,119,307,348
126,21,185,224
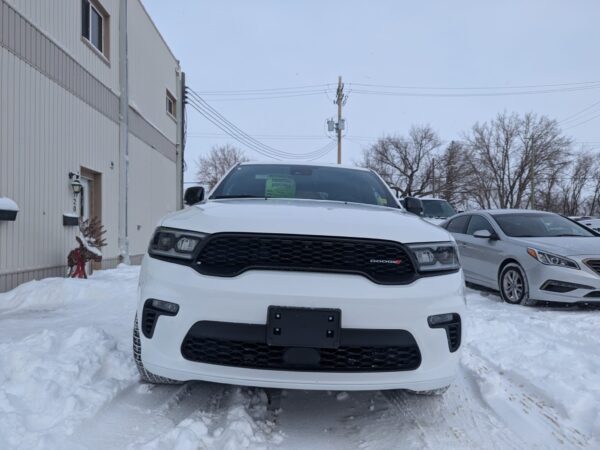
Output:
421,199,457,219
210,164,399,208
493,213,596,237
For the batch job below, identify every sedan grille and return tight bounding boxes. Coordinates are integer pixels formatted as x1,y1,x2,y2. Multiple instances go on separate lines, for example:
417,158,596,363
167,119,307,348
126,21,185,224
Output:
194,233,416,284
585,259,600,276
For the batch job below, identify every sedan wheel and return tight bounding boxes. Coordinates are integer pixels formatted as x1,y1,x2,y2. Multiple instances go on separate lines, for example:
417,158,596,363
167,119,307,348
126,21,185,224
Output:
500,264,530,305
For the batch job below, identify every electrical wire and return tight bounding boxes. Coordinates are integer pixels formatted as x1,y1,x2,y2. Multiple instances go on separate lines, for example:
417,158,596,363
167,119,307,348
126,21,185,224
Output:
185,88,336,160
186,95,335,160
348,80,600,90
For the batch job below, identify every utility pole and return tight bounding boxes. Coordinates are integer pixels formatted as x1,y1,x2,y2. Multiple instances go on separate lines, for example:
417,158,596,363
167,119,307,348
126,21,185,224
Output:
334,76,345,164
530,136,536,210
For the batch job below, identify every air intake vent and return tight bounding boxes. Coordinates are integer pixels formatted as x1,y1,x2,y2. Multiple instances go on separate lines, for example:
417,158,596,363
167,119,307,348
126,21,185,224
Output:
585,259,600,276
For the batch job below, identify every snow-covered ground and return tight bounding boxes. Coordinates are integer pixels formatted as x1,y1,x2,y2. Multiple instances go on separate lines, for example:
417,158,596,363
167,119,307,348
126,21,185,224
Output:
0,265,598,449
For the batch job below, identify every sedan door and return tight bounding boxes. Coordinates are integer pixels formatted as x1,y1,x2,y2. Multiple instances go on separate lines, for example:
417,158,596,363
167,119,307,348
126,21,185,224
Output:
462,214,505,288
444,215,475,279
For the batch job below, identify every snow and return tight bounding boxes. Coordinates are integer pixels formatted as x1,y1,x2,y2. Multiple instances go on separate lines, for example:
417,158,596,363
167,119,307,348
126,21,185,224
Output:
0,266,599,449
0,197,19,211
78,232,102,257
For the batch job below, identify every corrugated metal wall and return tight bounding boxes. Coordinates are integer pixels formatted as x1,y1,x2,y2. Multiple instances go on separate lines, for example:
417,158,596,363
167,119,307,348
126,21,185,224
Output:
0,0,180,292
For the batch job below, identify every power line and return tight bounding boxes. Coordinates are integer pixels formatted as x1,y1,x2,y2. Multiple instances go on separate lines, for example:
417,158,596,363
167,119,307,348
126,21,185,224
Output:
349,84,600,98
559,98,600,123
185,88,336,160
186,93,335,160
348,80,600,90
194,83,333,95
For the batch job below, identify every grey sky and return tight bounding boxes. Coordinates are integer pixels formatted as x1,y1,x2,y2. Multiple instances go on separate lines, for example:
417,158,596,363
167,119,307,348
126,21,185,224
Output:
142,0,600,182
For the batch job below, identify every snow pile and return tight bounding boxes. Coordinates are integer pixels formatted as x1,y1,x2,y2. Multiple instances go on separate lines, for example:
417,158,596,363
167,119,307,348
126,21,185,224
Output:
0,327,136,449
133,388,283,450
0,266,140,449
0,197,19,211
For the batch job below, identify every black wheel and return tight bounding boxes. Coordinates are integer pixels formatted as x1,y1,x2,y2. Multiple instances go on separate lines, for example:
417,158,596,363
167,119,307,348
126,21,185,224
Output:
133,314,182,384
499,263,531,305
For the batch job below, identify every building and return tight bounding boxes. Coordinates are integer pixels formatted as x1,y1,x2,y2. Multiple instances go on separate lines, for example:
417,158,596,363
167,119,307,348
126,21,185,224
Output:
0,0,185,292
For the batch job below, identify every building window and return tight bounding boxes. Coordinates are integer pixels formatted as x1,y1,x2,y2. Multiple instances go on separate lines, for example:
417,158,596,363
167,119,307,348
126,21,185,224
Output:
82,0,109,58
166,90,177,118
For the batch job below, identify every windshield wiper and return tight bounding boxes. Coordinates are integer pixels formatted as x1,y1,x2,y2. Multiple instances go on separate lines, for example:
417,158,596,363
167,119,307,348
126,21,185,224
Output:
552,234,585,237
212,195,266,199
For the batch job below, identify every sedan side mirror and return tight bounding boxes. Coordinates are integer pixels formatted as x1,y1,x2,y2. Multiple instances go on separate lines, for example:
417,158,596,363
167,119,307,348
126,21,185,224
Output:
184,186,205,206
473,229,498,240
404,197,423,216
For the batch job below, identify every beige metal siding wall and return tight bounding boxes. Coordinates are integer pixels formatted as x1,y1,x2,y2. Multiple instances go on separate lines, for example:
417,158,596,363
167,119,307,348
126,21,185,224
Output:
0,0,180,292
0,45,120,285
127,134,176,255
127,0,178,144
4,0,120,93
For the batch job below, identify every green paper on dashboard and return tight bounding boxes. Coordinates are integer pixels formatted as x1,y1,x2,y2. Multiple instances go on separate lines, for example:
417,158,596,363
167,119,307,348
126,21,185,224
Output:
266,176,296,198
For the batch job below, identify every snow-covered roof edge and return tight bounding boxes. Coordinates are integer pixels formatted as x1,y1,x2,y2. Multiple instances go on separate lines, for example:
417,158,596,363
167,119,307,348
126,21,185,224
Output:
0,197,19,211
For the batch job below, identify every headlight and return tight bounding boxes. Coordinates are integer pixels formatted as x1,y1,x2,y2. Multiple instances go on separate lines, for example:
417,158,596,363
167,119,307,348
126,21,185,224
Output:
407,242,460,273
148,227,207,260
527,248,579,269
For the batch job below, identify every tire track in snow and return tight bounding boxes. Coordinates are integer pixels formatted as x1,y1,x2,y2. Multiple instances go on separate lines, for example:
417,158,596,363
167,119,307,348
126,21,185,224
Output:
462,347,591,449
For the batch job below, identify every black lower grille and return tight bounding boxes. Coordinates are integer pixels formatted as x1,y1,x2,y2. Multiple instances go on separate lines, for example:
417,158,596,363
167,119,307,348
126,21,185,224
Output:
584,291,600,298
142,309,159,338
446,323,461,352
585,259,600,276
181,321,421,372
194,233,416,284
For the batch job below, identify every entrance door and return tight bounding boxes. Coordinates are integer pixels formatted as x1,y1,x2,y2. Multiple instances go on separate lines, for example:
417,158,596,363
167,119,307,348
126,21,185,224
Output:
80,168,103,271
79,177,91,222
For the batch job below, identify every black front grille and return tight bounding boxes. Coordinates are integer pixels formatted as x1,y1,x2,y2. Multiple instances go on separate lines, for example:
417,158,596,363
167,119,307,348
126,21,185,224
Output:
181,321,421,372
194,233,416,284
585,259,600,276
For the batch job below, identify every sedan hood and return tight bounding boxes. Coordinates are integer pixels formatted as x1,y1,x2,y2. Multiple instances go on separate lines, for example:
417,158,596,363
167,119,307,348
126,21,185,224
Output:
160,199,451,243
514,236,600,256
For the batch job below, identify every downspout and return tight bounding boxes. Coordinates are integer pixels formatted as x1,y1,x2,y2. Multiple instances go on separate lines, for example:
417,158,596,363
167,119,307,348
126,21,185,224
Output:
118,0,130,264
176,70,185,209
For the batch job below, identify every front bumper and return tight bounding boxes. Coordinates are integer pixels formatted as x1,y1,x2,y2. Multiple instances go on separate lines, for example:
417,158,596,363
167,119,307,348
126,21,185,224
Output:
526,256,600,304
137,256,466,391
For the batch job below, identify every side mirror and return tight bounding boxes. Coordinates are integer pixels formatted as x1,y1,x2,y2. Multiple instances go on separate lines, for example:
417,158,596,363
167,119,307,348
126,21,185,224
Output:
473,229,498,240
184,186,205,206
404,197,423,216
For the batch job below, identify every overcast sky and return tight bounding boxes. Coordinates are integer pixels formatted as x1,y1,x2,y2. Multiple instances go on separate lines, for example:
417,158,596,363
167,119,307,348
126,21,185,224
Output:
142,0,600,182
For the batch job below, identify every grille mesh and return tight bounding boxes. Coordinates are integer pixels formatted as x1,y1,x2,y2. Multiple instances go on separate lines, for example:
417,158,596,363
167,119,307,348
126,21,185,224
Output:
195,233,415,284
585,259,600,276
181,337,421,372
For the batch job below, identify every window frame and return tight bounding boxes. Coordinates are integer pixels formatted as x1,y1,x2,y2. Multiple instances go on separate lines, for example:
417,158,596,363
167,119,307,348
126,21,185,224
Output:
466,214,496,236
445,215,471,234
166,90,177,119
82,0,110,61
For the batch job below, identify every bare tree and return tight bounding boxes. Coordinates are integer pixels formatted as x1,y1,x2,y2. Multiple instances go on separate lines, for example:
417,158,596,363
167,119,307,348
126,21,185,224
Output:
558,152,595,216
360,125,441,197
463,113,571,209
196,144,248,189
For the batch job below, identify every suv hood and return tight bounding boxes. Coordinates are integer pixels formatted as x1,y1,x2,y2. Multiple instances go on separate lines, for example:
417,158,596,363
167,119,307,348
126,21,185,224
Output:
160,199,451,243
513,236,600,256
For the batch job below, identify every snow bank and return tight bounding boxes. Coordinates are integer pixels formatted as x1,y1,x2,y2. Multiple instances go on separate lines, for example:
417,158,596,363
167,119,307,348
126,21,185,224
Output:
0,327,136,449
0,265,140,449
0,197,19,211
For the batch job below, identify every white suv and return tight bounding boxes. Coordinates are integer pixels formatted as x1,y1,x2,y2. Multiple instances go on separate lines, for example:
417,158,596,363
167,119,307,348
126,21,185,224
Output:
134,162,465,393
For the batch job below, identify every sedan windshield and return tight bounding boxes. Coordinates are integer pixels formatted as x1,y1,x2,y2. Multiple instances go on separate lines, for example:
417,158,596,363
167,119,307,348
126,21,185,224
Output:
421,199,457,219
210,164,399,208
493,213,596,237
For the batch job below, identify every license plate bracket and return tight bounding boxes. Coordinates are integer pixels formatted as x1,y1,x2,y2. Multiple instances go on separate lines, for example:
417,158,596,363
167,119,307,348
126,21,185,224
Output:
266,306,341,348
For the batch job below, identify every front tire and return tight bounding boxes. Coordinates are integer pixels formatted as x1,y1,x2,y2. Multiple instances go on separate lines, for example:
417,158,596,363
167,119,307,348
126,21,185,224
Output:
133,314,182,384
499,263,532,305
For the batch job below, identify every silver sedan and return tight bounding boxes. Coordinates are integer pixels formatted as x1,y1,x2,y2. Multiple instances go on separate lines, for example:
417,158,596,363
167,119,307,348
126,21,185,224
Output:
442,209,600,305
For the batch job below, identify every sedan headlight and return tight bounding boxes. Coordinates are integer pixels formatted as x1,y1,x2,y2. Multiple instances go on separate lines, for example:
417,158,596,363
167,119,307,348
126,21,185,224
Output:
148,227,207,260
407,242,460,273
527,248,579,269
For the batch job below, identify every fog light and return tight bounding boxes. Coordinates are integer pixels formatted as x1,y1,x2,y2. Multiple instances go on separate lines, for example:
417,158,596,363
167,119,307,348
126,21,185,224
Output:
428,313,455,326
151,299,179,314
